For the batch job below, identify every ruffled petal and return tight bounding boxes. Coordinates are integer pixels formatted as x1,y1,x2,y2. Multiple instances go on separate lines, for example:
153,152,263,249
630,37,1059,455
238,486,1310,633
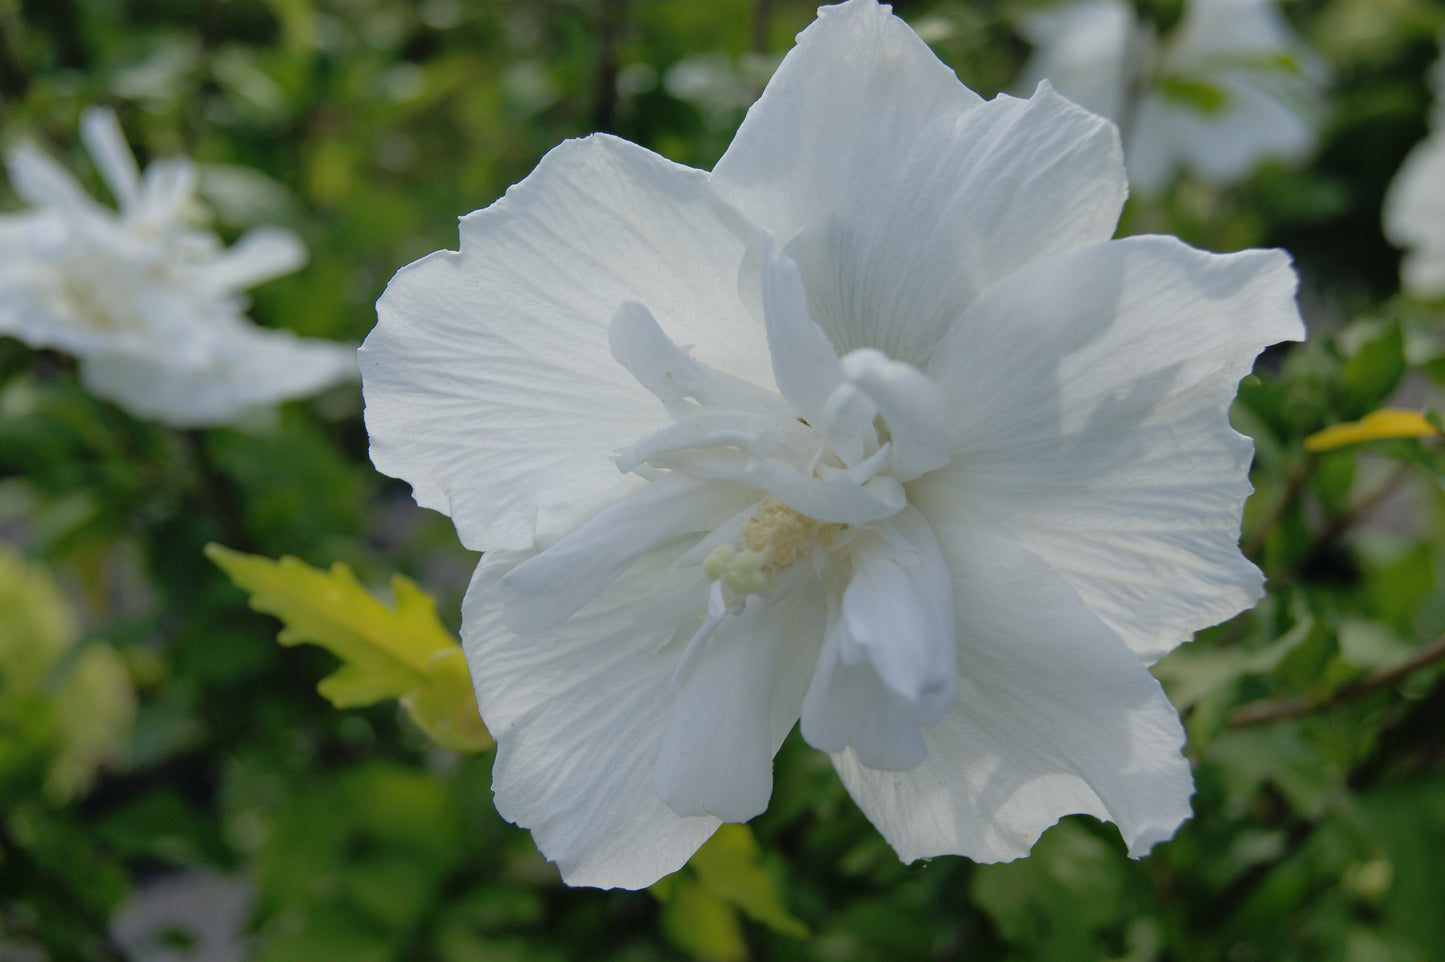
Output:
499,475,757,634
758,232,842,424
801,506,956,770
464,548,718,889
654,579,825,821
839,348,949,481
362,134,770,552
918,234,1303,662
468,546,820,888
832,528,1194,863
713,3,1125,368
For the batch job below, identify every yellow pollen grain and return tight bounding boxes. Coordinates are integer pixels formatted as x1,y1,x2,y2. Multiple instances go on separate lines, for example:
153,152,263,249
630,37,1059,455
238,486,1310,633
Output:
741,496,834,571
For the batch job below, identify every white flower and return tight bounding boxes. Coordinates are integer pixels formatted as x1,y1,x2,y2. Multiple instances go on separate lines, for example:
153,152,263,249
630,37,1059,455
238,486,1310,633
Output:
361,0,1304,889
1384,43,1445,299
0,108,356,427
1019,0,1325,192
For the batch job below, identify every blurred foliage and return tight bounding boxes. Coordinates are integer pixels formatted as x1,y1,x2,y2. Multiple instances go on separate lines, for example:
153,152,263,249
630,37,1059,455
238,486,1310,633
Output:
1,0,1445,961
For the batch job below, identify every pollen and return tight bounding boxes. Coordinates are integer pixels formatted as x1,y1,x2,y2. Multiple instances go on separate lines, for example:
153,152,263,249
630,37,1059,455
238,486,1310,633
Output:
742,496,832,571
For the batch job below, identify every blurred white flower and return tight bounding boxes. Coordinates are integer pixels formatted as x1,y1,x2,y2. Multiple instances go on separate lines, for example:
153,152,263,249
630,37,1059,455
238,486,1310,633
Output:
1384,43,1445,299
1019,0,1325,192
362,0,1304,889
0,108,356,427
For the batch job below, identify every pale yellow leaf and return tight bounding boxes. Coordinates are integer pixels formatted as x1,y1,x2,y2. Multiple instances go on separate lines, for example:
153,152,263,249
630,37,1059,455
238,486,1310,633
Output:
206,545,492,752
1304,408,1438,452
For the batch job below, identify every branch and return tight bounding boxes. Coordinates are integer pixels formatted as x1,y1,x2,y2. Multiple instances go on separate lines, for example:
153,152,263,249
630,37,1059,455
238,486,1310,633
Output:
1227,631,1445,727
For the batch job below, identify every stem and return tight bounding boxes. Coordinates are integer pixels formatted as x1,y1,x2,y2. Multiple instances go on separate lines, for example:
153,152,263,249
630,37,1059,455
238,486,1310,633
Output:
1227,631,1445,727
1297,460,1414,569
751,0,772,54
590,0,627,133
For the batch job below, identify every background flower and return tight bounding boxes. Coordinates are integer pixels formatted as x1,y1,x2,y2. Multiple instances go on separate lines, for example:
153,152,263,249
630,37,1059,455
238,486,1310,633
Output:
1019,0,1326,192
1383,40,1445,299
0,108,356,427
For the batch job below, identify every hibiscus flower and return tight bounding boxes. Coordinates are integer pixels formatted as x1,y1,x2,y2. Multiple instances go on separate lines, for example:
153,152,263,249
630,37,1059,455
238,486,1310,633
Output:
361,0,1305,888
1018,0,1325,192
0,107,356,427
1384,41,1445,300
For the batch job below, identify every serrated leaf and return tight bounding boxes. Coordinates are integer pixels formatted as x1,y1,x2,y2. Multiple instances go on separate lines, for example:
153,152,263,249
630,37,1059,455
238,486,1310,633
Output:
1304,408,1437,451
206,545,492,753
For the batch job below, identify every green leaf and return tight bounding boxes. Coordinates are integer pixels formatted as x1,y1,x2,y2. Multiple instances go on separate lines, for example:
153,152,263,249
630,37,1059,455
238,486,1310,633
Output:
206,545,492,753
1341,323,1406,416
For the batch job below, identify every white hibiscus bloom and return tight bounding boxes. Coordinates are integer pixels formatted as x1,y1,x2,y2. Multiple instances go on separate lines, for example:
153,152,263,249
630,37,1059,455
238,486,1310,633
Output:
1384,43,1445,299
1019,0,1325,193
0,108,356,427
362,0,1304,889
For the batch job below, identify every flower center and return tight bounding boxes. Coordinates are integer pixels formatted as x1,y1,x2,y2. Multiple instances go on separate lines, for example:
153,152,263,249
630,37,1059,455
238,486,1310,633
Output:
702,496,840,605
741,495,834,570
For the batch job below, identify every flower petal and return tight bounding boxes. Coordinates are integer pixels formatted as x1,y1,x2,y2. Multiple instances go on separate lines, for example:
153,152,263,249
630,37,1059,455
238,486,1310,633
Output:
919,234,1303,662
758,231,842,424
1017,0,1138,122
837,507,956,715
465,548,719,890
609,300,783,418
1384,132,1445,299
78,319,357,427
192,227,307,295
468,544,820,889
79,107,141,208
5,142,102,219
362,134,770,552
1129,79,1316,193
653,580,824,821
831,528,1194,862
839,348,949,481
713,2,1125,368
499,475,757,635
800,506,956,770
800,614,928,771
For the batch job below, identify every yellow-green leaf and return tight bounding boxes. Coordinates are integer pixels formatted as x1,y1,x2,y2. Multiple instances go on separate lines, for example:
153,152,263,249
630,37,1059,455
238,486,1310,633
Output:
206,544,492,752
47,643,137,803
689,825,810,939
401,647,494,753
0,542,78,690
1303,408,1439,452
659,877,748,962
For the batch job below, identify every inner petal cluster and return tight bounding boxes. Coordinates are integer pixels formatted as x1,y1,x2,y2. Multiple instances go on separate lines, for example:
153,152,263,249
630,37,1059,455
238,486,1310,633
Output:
497,239,964,811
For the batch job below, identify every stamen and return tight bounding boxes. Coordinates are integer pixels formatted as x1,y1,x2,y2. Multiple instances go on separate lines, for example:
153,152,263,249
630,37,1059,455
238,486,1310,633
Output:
742,496,831,571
